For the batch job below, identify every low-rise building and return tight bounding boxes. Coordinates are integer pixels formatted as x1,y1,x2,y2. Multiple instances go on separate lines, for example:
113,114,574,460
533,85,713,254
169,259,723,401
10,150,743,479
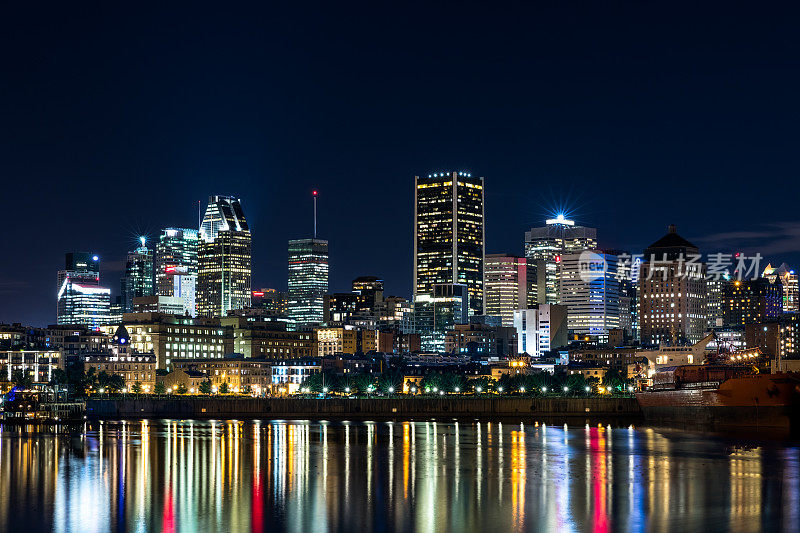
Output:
171,355,272,394
270,359,321,393
444,324,517,358
315,326,377,356
1,349,63,384
159,369,207,393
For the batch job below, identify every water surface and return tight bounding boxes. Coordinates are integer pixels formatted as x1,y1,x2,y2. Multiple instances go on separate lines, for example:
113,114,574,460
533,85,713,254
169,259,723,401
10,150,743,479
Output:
1,420,798,532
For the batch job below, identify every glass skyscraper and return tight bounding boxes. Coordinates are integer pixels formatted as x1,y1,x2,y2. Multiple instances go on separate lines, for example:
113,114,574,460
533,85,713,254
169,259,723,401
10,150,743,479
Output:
57,252,111,328
287,238,329,327
120,237,154,312
155,228,199,296
197,196,252,317
524,215,597,305
414,171,484,314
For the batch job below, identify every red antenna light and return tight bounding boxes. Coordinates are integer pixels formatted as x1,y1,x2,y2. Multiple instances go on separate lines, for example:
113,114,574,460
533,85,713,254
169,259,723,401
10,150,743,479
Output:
312,190,318,196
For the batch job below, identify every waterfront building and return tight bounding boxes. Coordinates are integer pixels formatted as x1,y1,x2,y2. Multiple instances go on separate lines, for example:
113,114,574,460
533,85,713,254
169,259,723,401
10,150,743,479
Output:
513,304,568,357
723,278,783,327
744,314,800,368
56,252,111,328
414,171,485,314
706,275,731,329
559,251,620,342
287,238,329,326
171,355,273,394
120,237,154,312
524,215,597,305
1,349,63,384
270,358,322,393
483,254,531,327
82,325,157,392
155,228,199,296
763,263,799,313
639,225,707,346
197,196,252,317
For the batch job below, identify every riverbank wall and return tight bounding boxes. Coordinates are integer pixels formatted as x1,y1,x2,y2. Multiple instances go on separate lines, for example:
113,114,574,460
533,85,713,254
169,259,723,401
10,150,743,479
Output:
86,396,642,420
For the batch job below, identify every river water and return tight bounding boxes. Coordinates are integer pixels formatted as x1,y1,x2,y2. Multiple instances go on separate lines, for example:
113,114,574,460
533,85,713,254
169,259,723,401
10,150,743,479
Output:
1,419,798,532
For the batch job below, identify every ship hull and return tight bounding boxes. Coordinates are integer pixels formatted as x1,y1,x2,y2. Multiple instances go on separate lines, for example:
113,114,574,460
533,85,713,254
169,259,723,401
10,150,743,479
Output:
636,373,800,431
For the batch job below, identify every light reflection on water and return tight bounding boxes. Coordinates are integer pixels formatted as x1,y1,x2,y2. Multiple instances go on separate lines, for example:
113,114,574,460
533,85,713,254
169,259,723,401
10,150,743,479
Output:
1,420,798,532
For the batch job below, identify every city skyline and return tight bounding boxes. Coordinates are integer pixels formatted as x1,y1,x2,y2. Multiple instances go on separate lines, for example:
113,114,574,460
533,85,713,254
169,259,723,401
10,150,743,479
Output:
5,3,800,327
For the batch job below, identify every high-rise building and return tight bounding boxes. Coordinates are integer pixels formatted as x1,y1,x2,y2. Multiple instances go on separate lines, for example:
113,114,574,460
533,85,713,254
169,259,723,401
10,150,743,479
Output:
197,196,252,317
559,251,620,342
120,236,154,312
287,238,329,326
706,275,731,329
639,225,707,346
723,278,783,327
155,228,199,296
763,263,799,314
57,252,111,328
483,254,531,327
524,215,597,305
513,304,568,357
412,283,470,352
414,171,484,314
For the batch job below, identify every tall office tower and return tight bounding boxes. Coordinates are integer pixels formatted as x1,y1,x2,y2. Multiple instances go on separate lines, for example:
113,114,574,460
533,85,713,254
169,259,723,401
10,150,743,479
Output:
197,196,252,317
155,228,199,296
57,252,111,327
287,239,329,326
559,251,620,341
413,283,470,352
639,225,707,346
414,171,485,314
513,304,568,357
763,263,799,313
524,215,597,305
484,254,531,327
723,278,783,327
120,237,154,312
352,276,384,314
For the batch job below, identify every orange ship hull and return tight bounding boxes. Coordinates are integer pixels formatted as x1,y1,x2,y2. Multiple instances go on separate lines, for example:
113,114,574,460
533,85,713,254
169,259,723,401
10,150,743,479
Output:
636,373,800,431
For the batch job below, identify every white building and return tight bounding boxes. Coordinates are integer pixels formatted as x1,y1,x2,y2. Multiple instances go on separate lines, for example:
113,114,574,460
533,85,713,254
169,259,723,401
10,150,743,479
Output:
513,304,567,357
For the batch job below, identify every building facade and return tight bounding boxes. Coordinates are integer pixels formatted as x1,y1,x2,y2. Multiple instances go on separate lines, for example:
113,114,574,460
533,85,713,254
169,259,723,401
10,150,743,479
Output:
287,238,329,326
120,237,154,313
57,252,111,328
524,216,597,305
723,278,783,327
639,225,707,346
483,254,531,326
155,228,199,296
559,251,620,342
513,304,568,357
414,171,484,313
197,196,252,317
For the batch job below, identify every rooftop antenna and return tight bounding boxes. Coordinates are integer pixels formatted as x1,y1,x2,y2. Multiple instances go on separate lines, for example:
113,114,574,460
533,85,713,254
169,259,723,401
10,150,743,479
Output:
312,189,318,239
198,200,202,230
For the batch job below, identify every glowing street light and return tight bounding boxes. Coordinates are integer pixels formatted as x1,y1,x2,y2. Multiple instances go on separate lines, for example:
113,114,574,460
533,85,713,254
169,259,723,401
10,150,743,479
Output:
541,387,547,393
439,391,444,396
388,386,395,393
476,386,483,393
563,386,569,393
520,387,526,393
498,387,504,392
322,387,329,393
585,386,591,393
345,387,351,393
454,387,460,392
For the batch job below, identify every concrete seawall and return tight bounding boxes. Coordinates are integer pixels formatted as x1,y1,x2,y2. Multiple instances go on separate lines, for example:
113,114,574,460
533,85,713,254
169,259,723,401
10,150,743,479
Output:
87,396,642,420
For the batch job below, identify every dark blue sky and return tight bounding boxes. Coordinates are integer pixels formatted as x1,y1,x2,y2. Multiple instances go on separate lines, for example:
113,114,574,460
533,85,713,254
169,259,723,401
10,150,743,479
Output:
3,2,800,326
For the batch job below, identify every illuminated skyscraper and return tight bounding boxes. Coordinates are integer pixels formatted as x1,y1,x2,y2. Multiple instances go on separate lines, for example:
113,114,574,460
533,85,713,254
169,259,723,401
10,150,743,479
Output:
155,228,199,296
57,252,111,327
287,239,329,326
120,237,154,312
414,171,484,313
524,215,597,305
559,251,620,342
484,254,532,326
763,263,799,313
197,196,252,317
413,283,470,352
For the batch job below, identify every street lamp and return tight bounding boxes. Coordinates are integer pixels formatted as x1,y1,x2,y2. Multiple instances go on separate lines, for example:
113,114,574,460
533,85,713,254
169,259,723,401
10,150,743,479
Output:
541,387,547,393
498,387,504,393
439,391,444,396
454,387,460,393
388,386,394,393
627,386,634,392
520,387,525,393
476,386,482,393
322,387,329,393
345,387,351,393
563,386,569,393
411,386,417,393
585,386,591,394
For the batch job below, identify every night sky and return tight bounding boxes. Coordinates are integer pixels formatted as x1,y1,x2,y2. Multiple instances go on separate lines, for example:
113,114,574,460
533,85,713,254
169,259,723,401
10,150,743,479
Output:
3,2,800,326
